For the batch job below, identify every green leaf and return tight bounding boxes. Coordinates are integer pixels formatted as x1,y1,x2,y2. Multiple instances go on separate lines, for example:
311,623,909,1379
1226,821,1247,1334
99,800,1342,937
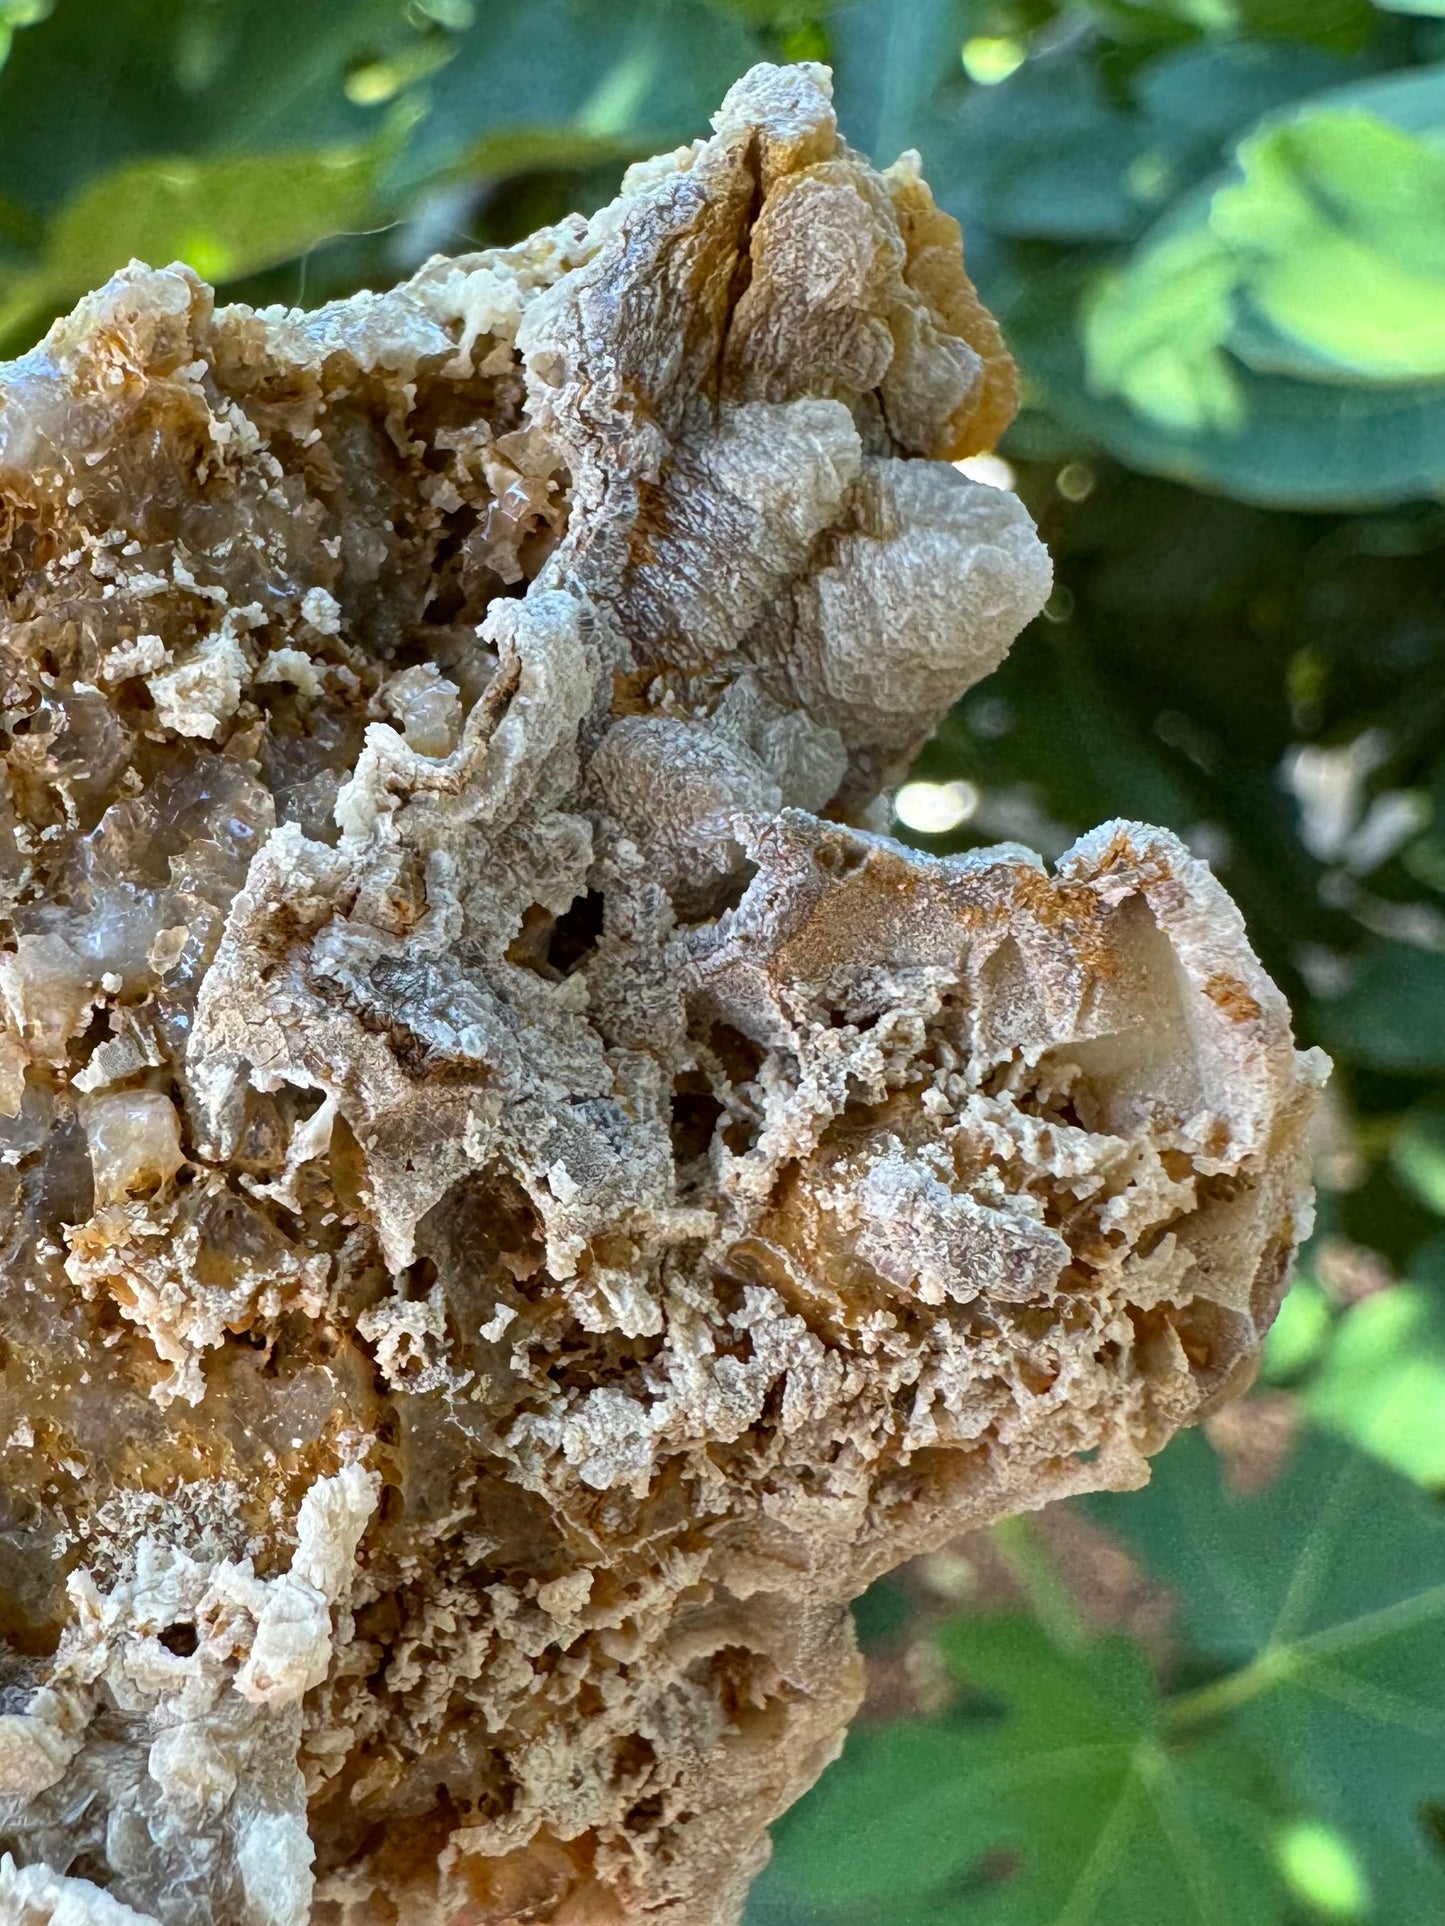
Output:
39,142,386,299
1307,1284,1445,1486
1084,225,1242,434
1393,1100,1445,1215
1017,288,1445,503
1260,1272,1334,1381
757,1614,1279,1924
907,31,1375,256
1094,0,1376,50
0,189,40,252
756,1613,1284,1923
394,0,766,196
0,0,426,220
893,44,1178,246
452,126,643,186
1316,942,1445,1072
1214,112,1445,382
1000,61,1445,505
0,0,49,75
851,1575,913,1650
755,1431,1445,1925
1092,1428,1445,1920
826,0,969,169
1083,102,1445,426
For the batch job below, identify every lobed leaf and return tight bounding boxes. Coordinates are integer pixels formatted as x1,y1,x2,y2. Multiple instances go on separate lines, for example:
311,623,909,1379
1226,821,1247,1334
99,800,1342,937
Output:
756,1614,1281,1924
1092,1428,1445,1919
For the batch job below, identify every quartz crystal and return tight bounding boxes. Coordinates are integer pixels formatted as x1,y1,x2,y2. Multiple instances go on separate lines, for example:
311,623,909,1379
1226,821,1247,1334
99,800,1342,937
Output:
0,62,1325,1926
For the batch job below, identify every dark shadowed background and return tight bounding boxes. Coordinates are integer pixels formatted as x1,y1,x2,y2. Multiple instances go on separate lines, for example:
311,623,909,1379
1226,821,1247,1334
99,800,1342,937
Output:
1,1,1442,1918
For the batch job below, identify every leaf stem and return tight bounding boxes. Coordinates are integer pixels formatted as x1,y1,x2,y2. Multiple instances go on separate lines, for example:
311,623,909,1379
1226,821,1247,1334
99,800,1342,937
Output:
991,1513,1089,1652
1162,1646,1296,1733
1162,1578,1445,1734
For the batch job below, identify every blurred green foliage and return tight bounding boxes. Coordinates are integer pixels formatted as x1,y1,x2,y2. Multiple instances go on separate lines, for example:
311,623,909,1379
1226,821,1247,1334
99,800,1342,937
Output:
750,1430,1445,1923
0,0,1442,1918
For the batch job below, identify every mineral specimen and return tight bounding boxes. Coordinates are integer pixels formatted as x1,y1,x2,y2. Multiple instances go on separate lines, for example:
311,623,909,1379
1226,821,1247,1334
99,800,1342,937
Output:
0,59,1325,1926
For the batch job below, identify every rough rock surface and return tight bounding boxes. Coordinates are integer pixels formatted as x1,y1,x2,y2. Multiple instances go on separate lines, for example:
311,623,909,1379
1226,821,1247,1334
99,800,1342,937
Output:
0,61,1324,1926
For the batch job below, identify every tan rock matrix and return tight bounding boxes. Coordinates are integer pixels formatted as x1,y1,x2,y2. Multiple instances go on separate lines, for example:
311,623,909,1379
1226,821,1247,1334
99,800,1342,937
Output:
0,61,1324,1926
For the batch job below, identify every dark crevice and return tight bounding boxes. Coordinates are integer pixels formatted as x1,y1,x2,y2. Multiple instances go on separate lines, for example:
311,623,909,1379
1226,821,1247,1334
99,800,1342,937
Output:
671,1080,725,1166
547,890,605,976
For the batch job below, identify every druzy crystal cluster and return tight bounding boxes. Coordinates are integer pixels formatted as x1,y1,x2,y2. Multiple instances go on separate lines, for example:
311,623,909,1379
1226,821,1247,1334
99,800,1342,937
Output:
0,63,1323,1926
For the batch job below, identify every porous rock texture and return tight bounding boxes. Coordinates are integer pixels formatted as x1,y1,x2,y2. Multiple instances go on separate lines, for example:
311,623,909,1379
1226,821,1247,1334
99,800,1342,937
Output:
0,60,1325,1926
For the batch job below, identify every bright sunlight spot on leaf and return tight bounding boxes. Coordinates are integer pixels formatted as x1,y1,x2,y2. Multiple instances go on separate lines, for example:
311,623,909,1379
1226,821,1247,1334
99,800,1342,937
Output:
1278,1821,1370,1919
177,231,233,282
895,781,979,835
346,61,407,107
344,40,453,108
961,36,1025,87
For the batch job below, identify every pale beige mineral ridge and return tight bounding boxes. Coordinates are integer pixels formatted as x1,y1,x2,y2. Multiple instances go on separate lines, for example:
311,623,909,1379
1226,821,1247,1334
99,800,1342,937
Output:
0,60,1324,1926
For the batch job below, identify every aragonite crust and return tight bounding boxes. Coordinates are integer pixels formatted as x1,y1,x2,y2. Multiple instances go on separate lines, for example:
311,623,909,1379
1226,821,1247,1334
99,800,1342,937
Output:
0,61,1324,1926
